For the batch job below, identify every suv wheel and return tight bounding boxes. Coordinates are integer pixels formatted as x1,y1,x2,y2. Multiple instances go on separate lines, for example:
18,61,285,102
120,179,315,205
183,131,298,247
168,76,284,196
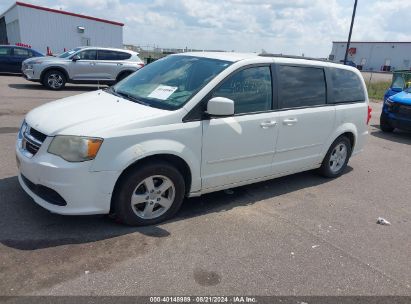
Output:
319,136,352,178
43,70,66,90
380,114,394,132
113,161,185,226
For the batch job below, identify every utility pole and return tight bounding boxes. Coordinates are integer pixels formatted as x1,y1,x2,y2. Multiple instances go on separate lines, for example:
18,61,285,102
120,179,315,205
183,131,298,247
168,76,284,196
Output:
344,0,358,65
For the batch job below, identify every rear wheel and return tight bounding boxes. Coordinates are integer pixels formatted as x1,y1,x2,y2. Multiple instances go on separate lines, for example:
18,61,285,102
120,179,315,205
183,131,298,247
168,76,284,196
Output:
319,136,352,178
380,114,394,132
113,161,185,226
43,70,66,90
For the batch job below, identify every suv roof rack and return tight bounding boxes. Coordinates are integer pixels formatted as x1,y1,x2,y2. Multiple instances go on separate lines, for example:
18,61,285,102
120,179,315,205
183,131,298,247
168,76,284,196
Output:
258,53,330,62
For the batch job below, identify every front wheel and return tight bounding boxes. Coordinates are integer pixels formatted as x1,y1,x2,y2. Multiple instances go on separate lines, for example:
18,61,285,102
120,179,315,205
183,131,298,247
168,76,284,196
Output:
113,161,185,226
380,114,394,132
43,70,66,90
319,136,352,178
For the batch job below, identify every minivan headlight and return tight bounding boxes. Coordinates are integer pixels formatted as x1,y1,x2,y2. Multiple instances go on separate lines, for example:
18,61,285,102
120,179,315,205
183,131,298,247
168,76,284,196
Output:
48,136,103,162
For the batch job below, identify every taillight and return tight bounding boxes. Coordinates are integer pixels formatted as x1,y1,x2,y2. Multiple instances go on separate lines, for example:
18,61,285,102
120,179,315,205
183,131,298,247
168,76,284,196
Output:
138,63,145,68
367,105,372,125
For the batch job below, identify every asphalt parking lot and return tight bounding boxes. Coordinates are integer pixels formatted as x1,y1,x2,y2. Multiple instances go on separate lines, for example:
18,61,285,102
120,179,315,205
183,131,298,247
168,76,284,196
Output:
0,75,410,296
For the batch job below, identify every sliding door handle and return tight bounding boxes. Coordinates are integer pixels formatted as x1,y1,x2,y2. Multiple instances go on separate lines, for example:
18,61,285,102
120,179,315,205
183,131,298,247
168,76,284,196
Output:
260,121,277,128
283,118,298,125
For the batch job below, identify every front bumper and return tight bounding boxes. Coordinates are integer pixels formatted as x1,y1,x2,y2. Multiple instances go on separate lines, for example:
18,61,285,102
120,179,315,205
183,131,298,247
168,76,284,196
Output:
16,139,120,215
382,107,411,131
22,65,41,81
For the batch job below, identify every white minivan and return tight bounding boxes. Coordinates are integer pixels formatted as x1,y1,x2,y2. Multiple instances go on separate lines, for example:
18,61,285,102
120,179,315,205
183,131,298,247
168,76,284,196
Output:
16,52,371,225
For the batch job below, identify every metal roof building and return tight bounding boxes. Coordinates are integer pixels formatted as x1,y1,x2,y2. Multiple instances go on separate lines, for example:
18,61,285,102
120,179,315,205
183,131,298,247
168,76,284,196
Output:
0,1,123,54
329,41,411,72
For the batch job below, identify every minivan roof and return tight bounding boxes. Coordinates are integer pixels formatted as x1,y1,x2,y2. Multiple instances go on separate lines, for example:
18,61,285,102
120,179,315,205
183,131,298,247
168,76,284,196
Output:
179,51,357,71
179,52,258,62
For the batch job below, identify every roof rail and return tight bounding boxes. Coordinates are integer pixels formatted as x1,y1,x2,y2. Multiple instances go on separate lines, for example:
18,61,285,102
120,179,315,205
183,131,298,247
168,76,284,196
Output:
258,53,330,62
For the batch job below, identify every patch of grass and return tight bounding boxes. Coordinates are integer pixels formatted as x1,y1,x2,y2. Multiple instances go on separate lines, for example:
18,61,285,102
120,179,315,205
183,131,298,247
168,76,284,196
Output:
366,81,390,101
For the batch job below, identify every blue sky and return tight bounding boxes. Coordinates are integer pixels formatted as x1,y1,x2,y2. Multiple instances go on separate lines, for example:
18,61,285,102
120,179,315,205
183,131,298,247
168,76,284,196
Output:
1,0,409,57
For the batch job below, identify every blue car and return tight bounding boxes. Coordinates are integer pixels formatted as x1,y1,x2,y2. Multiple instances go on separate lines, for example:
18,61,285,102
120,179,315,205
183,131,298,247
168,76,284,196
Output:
0,45,43,74
380,88,411,132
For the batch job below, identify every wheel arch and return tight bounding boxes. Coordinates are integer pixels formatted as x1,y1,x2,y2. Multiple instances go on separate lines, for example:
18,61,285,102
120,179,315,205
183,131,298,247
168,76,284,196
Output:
40,66,69,83
116,70,135,82
341,131,355,151
321,124,358,161
110,153,192,213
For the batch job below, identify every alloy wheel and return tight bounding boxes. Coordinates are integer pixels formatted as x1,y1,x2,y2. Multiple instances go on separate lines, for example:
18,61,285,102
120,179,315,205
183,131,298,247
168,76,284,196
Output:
47,74,64,89
130,175,175,219
329,143,348,173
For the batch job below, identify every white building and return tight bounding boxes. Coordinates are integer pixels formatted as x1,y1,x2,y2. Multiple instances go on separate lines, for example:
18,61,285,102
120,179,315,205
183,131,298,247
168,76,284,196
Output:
329,41,411,72
0,1,123,54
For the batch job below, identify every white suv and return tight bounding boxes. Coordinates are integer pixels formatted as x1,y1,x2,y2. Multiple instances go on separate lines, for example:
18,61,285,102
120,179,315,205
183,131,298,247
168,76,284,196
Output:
16,52,370,225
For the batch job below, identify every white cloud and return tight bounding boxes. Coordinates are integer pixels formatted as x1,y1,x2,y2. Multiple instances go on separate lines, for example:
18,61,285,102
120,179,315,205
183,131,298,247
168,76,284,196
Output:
0,0,410,56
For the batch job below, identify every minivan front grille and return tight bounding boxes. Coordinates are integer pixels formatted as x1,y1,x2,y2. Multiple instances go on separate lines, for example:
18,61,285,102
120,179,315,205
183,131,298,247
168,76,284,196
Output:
29,127,47,142
20,124,47,157
25,139,40,155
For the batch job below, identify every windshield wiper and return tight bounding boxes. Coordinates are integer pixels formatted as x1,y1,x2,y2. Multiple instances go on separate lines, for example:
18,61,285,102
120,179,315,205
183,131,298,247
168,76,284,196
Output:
105,86,122,98
108,88,151,107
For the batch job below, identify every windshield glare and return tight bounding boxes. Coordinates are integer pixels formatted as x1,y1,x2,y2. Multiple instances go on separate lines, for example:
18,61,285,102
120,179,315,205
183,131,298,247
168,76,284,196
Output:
392,74,405,90
112,55,231,110
59,47,82,58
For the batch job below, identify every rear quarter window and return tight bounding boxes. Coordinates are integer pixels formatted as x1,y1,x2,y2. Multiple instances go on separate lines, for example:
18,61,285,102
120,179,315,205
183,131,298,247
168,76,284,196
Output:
117,52,132,60
98,50,131,60
331,68,365,103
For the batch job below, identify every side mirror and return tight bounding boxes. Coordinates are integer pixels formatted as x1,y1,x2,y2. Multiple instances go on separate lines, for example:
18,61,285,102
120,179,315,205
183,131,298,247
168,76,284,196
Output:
206,97,234,116
391,87,402,92
72,55,80,61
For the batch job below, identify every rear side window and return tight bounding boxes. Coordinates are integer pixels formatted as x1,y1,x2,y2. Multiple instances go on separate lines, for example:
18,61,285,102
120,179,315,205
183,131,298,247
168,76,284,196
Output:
278,65,326,108
0,47,11,55
331,69,365,103
212,66,272,114
97,50,116,60
13,48,30,57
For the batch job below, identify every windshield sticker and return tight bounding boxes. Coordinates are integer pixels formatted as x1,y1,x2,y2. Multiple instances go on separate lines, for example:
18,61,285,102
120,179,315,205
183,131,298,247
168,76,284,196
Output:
147,85,178,100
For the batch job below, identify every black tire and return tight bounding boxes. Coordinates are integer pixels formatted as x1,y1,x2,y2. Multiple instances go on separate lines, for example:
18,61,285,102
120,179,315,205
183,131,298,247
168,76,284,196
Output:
319,136,352,178
380,114,394,132
116,71,132,83
42,70,66,90
113,161,185,226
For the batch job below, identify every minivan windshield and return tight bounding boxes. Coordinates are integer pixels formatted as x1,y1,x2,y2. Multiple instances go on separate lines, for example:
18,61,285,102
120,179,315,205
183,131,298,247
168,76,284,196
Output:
59,47,82,58
111,55,231,110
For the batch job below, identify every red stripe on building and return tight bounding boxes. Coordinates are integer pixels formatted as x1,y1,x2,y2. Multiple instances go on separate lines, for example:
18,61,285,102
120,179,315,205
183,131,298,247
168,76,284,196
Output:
16,1,124,26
